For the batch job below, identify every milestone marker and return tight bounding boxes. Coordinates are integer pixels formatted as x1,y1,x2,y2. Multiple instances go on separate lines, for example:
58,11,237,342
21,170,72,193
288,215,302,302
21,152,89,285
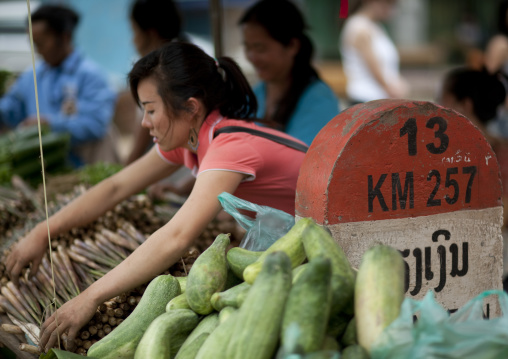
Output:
296,99,503,315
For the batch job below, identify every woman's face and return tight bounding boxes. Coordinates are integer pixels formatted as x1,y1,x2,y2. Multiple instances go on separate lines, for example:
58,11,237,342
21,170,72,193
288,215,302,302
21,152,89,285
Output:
241,22,299,83
138,78,191,152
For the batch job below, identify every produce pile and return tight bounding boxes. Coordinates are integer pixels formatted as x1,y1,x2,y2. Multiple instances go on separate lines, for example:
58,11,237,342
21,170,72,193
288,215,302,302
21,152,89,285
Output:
74,217,405,359
0,179,238,356
0,125,70,185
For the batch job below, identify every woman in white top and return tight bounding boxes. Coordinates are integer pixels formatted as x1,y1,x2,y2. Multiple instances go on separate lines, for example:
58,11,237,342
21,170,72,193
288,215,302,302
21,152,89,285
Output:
340,0,408,104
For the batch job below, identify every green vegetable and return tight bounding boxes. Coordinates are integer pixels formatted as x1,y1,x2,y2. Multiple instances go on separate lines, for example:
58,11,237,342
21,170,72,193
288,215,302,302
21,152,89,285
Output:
166,293,191,311
341,344,369,359
195,311,240,359
218,306,237,323
174,333,210,359
134,309,199,359
87,275,181,359
177,313,219,358
186,233,230,315
341,317,357,347
226,247,262,280
227,251,293,359
355,245,404,355
281,257,333,353
301,219,355,316
210,281,250,311
243,219,309,284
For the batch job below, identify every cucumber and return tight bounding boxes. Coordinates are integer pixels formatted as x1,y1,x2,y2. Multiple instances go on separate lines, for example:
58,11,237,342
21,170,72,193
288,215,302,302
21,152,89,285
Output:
340,317,357,347
178,312,219,355
176,276,187,293
88,275,181,359
226,247,262,280
210,281,251,311
227,251,293,359
218,306,237,323
134,309,199,359
186,233,230,315
243,218,310,284
341,344,369,359
326,311,351,338
195,310,240,359
322,336,341,352
281,257,333,353
301,219,355,316
166,293,191,311
355,245,404,355
175,333,210,359
291,263,309,283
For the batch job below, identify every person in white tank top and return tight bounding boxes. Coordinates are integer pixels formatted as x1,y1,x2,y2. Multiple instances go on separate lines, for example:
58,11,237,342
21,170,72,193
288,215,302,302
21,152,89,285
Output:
340,0,408,104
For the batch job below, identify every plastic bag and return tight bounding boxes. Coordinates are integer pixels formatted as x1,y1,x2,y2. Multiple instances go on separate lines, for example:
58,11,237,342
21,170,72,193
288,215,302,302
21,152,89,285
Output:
371,290,508,359
218,192,295,251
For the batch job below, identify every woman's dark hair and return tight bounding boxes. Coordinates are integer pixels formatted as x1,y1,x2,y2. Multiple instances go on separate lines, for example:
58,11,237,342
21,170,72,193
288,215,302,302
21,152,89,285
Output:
30,4,80,37
129,42,257,121
130,0,182,42
239,0,318,129
497,0,508,36
443,67,506,124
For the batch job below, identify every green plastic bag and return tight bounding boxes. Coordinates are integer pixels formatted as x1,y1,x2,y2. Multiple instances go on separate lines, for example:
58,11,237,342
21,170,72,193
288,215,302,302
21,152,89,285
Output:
371,290,508,359
218,192,295,251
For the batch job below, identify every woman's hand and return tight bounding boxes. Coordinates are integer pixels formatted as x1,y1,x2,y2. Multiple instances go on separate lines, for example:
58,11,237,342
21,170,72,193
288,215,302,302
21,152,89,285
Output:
5,226,47,286
39,293,99,353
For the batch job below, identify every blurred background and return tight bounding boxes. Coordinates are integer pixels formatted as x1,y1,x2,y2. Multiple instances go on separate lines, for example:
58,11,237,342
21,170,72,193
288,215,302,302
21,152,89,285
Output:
0,0,499,150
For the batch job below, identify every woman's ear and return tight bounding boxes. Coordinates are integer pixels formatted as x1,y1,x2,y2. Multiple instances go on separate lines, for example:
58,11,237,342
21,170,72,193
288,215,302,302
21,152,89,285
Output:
288,38,301,57
185,97,200,116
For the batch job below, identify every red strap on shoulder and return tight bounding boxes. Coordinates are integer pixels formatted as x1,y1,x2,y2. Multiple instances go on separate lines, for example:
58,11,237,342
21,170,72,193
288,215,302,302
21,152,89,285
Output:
339,0,349,18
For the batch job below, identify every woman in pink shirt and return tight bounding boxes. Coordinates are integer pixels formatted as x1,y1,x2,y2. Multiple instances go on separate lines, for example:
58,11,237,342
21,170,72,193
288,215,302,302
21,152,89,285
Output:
6,42,306,351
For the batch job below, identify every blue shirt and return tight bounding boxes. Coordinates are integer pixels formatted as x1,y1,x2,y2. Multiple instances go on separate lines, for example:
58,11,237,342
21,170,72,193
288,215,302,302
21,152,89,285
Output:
253,79,340,146
0,50,116,166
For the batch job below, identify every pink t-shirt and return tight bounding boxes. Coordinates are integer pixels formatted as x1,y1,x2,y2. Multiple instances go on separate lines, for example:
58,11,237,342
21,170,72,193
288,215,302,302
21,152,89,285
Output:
156,110,307,215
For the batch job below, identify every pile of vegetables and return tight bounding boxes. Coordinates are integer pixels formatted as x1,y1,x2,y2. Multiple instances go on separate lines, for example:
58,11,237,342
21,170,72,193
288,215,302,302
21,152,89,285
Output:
0,179,239,356
0,125,71,186
74,217,405,359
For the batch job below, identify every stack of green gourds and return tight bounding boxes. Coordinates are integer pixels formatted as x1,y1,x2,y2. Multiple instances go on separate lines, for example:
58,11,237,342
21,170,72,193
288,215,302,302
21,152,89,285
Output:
0,125,70,184
75,217,405,359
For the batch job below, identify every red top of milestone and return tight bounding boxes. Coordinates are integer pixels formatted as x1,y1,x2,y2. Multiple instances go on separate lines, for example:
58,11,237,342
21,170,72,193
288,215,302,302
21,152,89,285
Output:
296,99,502,225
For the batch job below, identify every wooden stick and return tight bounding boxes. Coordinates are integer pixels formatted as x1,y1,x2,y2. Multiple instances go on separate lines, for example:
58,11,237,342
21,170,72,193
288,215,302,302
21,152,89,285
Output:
19,343,40,355
1,324,23,334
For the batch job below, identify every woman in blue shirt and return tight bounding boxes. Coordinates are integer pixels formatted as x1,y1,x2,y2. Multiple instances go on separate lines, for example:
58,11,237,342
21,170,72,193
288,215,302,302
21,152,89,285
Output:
239,0,340,146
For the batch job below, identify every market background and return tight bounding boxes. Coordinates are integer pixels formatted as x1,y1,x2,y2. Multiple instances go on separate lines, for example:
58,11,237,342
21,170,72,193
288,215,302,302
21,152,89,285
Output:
0,0,503,273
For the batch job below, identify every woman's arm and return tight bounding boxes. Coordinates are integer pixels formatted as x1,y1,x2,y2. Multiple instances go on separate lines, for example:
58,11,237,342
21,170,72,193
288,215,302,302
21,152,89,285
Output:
5,147,179,285
39,169,246,351
353,27,405,98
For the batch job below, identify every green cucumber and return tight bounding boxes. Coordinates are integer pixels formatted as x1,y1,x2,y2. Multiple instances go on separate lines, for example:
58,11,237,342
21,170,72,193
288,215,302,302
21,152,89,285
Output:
186,233,230,315
218,306,237,323
178,312,219,353
281,257,333,353
88,275,181,359
176,276,187,293
341,344,369,359
355,245,404,355
166,293,191,311
174,333,210,359
243,219,310,284
134,309,199,359
195,310,240,359
210,281,250,311
226,247,262,280
301,219,355,316
340,317,357,347
227,251,293,359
